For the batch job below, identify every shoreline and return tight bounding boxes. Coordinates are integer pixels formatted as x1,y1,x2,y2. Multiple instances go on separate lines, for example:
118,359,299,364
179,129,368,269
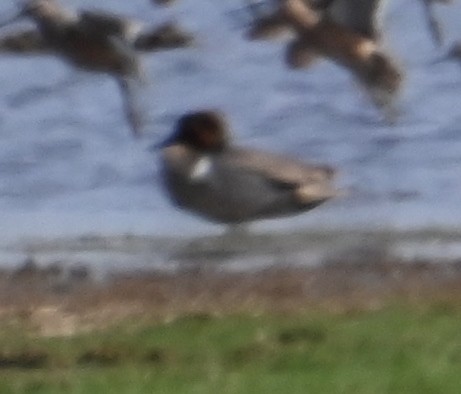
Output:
2,256,461,337
3,227,461,272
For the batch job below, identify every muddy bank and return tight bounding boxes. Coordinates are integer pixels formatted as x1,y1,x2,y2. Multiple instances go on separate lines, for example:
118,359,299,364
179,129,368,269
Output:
1,255,461,336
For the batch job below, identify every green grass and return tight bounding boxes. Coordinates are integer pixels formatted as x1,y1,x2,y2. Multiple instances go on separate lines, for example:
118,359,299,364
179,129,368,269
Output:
1,304,461,393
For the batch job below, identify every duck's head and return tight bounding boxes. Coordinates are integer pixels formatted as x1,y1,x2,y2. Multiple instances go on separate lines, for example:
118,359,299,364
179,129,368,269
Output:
161,111,230,153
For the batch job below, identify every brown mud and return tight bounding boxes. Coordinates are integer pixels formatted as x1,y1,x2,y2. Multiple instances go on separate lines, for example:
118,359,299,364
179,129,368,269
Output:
1,255,461,337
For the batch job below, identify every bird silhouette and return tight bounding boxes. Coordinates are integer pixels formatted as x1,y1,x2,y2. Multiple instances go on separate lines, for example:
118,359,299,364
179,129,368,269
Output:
0,0,194,137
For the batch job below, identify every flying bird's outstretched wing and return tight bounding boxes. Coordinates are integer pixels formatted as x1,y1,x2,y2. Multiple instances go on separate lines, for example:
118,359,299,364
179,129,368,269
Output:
324,0,386,40
111,37,146,137
421,0,452,46
116,76,145,138
133,22,194,51
0,28,49,53
79,10,137,39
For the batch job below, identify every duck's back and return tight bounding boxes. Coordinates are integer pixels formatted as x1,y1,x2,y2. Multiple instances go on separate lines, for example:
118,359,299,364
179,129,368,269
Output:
161,145,336,223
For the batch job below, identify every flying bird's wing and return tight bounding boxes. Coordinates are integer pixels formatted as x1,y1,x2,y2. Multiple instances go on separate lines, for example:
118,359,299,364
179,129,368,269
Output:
244,0,295,40
246,10,292,40
421,0,451,46
151,0,177,6
325,0,386,40
116,76,145,138
285,37,320,68
111,36,146,137
133,22,194,51
0,29,49,53
79,10,138,39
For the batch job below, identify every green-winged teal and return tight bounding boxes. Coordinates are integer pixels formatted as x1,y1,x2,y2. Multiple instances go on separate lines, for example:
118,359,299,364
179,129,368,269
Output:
159,110,337,224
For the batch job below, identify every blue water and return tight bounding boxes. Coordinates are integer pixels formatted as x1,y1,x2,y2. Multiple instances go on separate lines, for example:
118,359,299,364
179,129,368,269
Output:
1,0,461,269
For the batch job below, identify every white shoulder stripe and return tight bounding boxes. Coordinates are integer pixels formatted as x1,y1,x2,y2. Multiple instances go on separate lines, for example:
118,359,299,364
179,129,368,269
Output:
190,156,213,182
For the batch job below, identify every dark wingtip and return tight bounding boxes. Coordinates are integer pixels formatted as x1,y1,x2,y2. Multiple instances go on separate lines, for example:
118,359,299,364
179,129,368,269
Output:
0,30,47,53
430,43,461,65
134,22,194,52
320,165,336,179
151,0,176,7
245,14,291,41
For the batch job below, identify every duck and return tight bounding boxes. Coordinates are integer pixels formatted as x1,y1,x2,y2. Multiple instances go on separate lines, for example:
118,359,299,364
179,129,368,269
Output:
247,0,451,45
159,110,337,225
0,0,193,137
246,0,453,122
245,0,402,121
281,0,403,122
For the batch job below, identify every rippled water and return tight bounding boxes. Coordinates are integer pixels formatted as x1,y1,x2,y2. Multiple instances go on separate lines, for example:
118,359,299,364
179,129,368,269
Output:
1,0,461,269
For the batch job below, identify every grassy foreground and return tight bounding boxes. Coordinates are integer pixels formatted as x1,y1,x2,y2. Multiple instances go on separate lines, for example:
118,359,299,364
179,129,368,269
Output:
1,303,461,394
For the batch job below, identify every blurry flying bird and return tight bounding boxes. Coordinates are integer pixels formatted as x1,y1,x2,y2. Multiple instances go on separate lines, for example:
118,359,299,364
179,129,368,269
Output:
252,0,403,122
0,0,194,137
